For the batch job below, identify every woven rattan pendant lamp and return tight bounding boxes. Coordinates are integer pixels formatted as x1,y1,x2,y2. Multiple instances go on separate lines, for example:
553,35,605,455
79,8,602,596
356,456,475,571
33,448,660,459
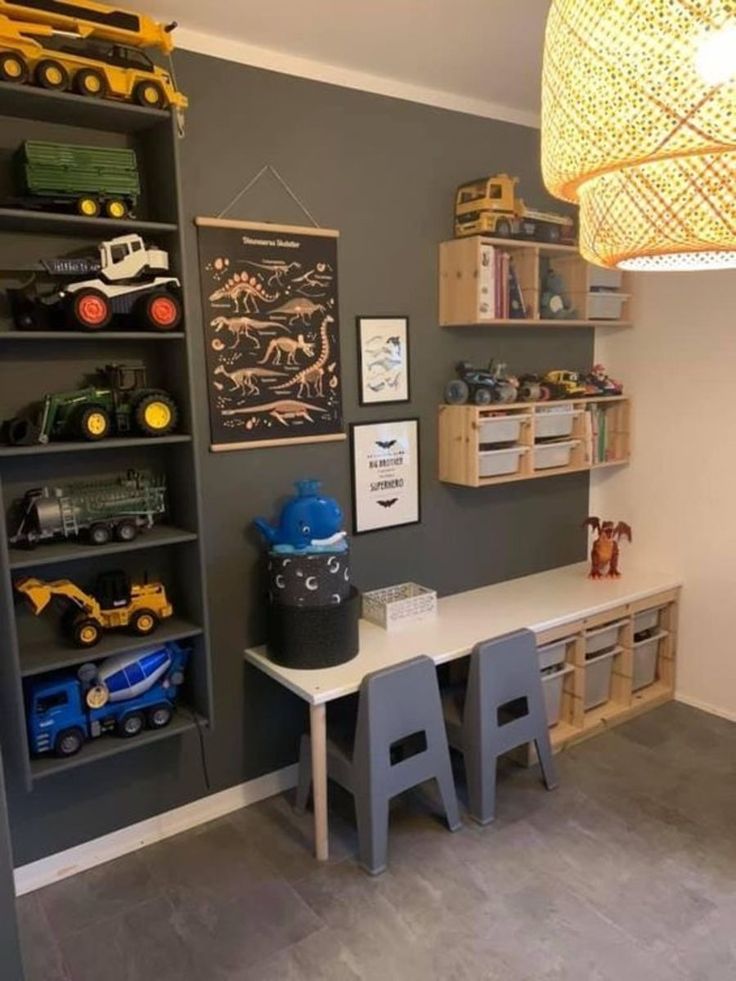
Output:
542,1,736,271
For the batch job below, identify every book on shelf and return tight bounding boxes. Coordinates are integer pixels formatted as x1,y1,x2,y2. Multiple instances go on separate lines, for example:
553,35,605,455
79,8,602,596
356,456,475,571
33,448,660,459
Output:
585,404,617,464
483,246,525,320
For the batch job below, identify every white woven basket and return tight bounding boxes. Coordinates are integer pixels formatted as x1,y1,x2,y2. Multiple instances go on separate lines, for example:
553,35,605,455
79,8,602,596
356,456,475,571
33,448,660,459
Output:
362,582,437,631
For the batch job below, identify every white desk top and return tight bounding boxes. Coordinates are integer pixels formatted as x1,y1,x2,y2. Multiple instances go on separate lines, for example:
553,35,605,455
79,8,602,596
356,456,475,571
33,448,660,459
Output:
244,560,682,705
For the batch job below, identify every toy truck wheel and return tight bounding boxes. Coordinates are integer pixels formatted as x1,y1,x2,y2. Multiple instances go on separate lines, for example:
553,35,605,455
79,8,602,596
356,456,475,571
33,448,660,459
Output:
0,53,28,84
89,523,112,546
118,712,145,738
55,727,84,758
71,617,102,648
75,405,111,441
134,393,178,437
68,289,112,330
76,197,100,218
473,388,493,406
36,60,69,91
131,609,158,636
135,80,165,108
105,199,128,220
147,704,173,729
114,520,138,543
139,291,182,331
75,68,107,98
445,379,470,405
496,219,511,238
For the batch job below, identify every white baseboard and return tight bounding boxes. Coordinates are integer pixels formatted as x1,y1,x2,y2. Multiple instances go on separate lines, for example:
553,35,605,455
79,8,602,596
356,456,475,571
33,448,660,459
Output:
14,764,298,896
675,692,736,724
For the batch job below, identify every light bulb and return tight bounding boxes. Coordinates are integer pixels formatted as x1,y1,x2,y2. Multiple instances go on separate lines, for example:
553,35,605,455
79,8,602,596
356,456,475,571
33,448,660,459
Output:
695,25,736,86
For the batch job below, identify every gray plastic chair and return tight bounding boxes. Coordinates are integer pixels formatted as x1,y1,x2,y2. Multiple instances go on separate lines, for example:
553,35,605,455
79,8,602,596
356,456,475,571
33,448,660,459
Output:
443,629,558,825
295,655,462,874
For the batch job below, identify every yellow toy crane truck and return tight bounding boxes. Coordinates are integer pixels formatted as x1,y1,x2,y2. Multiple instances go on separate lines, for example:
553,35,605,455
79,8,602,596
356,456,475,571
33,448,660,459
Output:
0,0,187,110
15,570,173,648
455,174,575,244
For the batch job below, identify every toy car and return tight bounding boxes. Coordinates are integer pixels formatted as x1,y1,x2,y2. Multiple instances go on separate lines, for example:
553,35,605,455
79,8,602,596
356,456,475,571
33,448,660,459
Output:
2,361,179,445
9,470,167,549
542,370,588,400
8,234,182,332
16,569,173,648
0,1,188,112
27,643,188,757
11,141,141,219
583,364,624,397
445,360,518,405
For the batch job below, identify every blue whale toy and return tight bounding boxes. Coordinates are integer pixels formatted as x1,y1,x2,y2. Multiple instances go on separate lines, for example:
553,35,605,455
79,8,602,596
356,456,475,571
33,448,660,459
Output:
254,480,347,554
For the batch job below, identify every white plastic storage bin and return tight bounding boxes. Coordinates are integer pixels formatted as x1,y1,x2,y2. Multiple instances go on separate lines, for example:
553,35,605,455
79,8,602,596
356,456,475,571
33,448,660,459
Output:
478,446,528,478
533,440,579,471
634,607,663,635
478,414,528,446
537,638,572,672
542,664,574,727
585,619,627,656
587,292,629,320
588,267,623,291
632,632,667,691
535,406,578,441
585,649,616,710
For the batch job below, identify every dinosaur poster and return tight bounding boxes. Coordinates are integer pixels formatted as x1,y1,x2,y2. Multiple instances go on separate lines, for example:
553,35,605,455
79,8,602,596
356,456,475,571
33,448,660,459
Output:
195,219,345,450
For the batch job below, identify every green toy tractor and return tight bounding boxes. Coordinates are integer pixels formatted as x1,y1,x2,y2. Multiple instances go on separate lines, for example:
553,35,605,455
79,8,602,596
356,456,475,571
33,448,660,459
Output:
3,362,179,445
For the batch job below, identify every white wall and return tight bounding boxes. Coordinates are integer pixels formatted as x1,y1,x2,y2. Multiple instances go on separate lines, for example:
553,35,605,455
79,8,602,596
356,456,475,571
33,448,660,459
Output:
591,270,736,721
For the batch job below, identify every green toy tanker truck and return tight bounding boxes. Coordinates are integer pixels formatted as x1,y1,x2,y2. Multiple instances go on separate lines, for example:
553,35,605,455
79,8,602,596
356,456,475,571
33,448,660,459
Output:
13,141,141,219
9,470,167,548
2,362,179,445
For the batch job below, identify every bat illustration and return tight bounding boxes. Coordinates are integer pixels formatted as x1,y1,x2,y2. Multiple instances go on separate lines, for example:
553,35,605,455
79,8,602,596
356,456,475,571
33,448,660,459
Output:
377,499,398,508
375,439,397,450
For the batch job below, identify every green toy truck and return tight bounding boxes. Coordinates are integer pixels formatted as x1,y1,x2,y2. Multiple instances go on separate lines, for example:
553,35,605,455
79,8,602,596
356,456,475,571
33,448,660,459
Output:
2,362,179,445
13,141,141,219
9,470,167,548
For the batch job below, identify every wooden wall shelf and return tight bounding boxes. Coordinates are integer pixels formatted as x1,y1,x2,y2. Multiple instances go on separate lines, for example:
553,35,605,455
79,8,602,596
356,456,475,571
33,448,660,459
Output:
439,236,632,328
438,397,631,488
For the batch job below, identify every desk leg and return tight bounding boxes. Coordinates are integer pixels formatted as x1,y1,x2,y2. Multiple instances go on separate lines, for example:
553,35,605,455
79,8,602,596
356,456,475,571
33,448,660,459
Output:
309,703,329,861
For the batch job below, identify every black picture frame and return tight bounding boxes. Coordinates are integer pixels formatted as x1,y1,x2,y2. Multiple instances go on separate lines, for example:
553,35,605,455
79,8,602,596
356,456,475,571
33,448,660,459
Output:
349,417,421,535
356,316,411,406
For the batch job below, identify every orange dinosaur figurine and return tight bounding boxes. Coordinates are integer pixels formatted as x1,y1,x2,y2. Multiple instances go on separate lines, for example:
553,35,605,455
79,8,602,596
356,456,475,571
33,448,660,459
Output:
583,517,632,578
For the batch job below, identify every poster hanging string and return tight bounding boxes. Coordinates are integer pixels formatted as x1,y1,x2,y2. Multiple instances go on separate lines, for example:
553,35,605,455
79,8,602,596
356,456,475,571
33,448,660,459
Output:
217,165,321,227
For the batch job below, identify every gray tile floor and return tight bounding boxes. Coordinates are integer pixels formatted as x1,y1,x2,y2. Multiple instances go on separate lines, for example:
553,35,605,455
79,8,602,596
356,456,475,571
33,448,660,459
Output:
17,702,736,981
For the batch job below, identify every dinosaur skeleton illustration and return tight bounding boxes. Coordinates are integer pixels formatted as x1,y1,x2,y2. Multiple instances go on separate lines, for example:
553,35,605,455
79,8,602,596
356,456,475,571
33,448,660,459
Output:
268,297,326,326
274,315,333,399
211,315,286,349
214,364,285,397
222,399,329,426
209,275,279,314
258,334,314,366
291,264,333,295
240,260,300,288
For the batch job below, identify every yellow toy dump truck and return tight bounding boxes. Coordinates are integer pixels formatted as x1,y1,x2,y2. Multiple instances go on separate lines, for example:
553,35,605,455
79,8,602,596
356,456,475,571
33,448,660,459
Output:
455,174,575,244
16,569,173,647
0,0,187,110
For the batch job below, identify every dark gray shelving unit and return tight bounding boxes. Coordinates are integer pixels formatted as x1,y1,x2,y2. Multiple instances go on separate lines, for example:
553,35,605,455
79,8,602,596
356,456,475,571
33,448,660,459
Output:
0,87,212,789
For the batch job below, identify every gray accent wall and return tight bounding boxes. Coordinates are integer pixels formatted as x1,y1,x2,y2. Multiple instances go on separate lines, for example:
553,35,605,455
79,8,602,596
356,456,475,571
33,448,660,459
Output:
7,52,591,863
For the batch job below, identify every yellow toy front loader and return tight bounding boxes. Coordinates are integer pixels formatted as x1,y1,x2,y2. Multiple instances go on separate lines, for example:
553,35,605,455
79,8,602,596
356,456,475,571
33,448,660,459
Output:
16,570,173,648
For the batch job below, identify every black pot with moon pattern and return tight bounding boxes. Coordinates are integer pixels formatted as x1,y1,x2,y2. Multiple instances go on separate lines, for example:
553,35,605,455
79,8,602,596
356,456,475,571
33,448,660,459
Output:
268,550,351,608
